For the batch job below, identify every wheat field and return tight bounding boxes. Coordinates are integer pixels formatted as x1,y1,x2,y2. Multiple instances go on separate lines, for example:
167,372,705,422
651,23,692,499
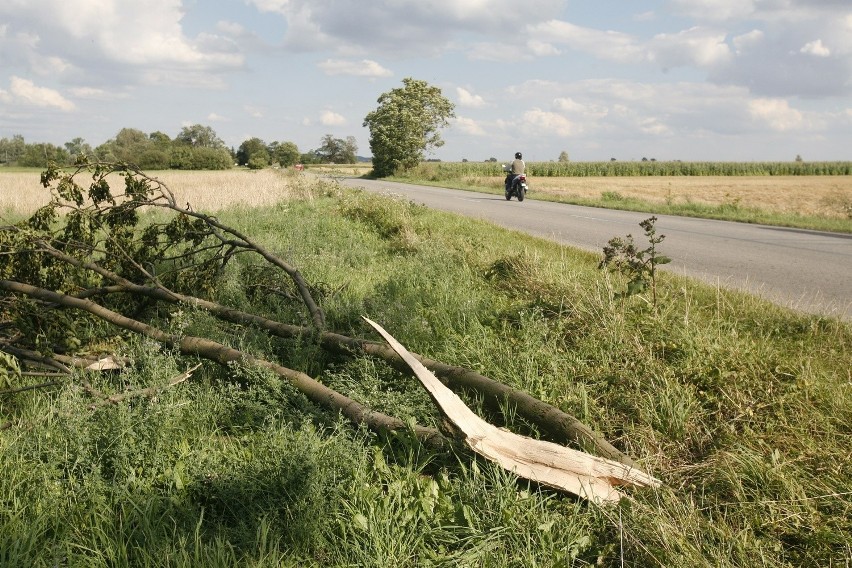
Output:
0,168,309,216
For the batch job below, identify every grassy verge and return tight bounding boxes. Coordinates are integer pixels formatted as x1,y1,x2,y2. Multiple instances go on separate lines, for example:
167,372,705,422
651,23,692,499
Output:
1,176,850,566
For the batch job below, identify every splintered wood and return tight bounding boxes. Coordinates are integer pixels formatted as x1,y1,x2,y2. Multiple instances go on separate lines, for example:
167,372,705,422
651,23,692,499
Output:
364,317,662,504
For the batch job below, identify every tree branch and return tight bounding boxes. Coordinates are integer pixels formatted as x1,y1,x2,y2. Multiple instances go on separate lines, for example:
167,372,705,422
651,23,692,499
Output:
24,242,636,465
0,279,446,449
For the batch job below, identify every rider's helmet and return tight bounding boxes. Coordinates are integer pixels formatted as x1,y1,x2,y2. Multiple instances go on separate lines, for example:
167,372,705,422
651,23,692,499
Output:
515,152,522,159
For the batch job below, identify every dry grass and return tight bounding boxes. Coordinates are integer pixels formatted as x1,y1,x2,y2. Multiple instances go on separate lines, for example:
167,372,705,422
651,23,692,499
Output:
506,175,852,218
1,168,307,217
4,168,851,220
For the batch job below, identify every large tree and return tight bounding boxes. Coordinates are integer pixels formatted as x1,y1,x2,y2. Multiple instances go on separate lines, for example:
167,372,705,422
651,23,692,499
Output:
175,124,226,149
268,141,300,167
316,134,358,164
363,78,455,177
236,137,270,169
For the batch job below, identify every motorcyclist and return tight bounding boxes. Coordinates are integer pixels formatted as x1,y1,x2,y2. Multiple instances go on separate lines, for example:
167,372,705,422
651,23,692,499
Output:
505,152,525,192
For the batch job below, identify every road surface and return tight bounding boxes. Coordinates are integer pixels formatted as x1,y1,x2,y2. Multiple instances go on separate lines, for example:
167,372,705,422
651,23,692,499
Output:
337,177,852,320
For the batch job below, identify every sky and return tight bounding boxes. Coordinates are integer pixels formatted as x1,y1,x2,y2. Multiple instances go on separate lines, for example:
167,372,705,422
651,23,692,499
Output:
1,0,851,163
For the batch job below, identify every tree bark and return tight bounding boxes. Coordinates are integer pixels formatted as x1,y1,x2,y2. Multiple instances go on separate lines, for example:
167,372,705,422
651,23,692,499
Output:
28,231,635,465
0,280,446,449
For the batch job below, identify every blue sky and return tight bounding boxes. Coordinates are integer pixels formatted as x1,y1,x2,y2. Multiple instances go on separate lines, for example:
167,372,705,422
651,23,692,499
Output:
1,0,850,162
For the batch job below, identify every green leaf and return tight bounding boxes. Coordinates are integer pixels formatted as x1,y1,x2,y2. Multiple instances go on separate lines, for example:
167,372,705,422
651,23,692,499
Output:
627,280,647,295
353,513,369,531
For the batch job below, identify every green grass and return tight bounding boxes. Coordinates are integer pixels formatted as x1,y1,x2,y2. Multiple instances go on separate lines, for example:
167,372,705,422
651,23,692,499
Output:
1,177,850,566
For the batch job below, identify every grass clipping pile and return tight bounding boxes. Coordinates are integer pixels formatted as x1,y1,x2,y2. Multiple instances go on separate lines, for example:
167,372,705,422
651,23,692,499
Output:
0,161,659,505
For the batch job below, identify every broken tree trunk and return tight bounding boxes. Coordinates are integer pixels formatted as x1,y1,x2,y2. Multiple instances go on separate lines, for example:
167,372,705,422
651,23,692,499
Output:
0,280,447,449
31,241,638,466
364,317,662,504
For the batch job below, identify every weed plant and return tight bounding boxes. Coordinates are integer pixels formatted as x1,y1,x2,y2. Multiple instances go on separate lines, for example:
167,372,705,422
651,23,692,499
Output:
1,177,850,566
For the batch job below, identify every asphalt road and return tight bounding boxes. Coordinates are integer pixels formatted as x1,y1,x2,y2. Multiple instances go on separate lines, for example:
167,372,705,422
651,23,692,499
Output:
337,177,852,321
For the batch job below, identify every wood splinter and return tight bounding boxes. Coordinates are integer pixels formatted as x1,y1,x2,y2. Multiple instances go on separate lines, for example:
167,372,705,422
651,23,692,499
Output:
364,317,662,504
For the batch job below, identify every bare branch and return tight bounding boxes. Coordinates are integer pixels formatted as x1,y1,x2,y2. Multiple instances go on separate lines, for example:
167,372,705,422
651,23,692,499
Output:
83,363,200,409
0,279,446,449
0,380,65,396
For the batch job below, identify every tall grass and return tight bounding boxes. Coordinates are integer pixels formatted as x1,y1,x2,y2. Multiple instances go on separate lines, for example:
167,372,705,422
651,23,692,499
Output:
1,176,850,566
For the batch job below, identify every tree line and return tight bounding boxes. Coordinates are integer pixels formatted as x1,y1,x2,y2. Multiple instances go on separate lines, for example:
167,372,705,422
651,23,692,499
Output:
3,77,458,176
0,126,361,170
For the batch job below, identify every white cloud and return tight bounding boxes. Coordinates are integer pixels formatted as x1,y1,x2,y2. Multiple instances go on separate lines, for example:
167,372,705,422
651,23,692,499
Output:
638,117,672,135
0,0,244,87
665,0,755,22
800,39,831,57
456,87,486,108
529,20,644,63
320,110,347,126
454,116,486,136
732,30,764,53
69,87,128,100
648,27,732,68
468,42,519,62
248,0,564,55
522,108,575,137
748,98,805,131
244,105,265,118
207,112,228,122
7,76,75,111
553,97,609,118
318,59,392,77
527,40,560,57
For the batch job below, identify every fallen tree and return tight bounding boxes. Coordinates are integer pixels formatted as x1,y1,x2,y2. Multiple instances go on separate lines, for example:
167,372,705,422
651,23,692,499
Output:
0,161,658,501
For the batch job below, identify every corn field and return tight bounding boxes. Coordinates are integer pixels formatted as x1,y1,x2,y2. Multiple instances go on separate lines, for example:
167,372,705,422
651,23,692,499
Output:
409,160,852,179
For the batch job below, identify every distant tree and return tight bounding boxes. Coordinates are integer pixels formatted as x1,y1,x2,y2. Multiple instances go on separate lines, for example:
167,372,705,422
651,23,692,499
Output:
611,157,617,161
149,131,172,147
236,137,270,168
169,146,232,170
136,148,171,170
18,143,70,167
462,158,468,163
247,156,268,170
175,124,226,149
269,141,300,167
0,135,27,165
795,154,803,162
64,137,93,162
316,134,357,163
299,151,323,165
94,128,151,163
487,157,497,162
363,77,455,177
558,150,570,163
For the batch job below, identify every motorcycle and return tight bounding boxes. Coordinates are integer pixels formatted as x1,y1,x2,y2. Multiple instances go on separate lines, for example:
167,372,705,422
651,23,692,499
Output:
502,165,528,201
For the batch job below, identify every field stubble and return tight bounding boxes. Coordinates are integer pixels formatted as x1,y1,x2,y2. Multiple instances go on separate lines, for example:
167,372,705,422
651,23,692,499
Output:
477,175,852,219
